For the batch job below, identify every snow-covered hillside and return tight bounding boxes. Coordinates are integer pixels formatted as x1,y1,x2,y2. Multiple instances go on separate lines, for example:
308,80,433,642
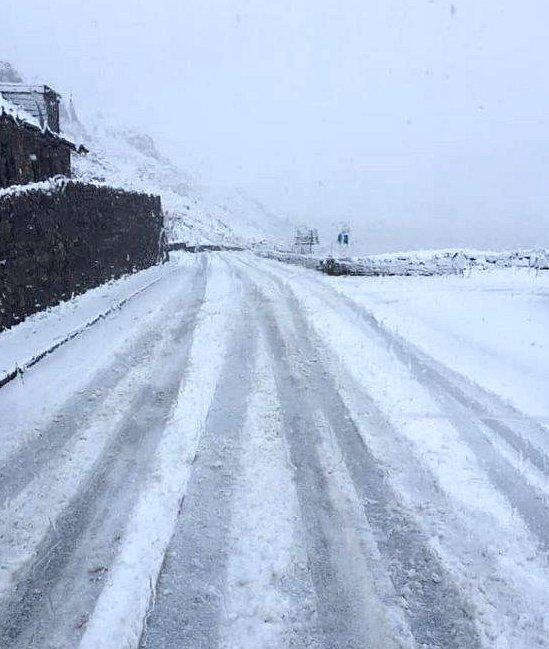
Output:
2,60,291,246
60,103,290,247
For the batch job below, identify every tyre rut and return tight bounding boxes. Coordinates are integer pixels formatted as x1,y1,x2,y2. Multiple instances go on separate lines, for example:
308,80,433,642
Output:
0,262,208,648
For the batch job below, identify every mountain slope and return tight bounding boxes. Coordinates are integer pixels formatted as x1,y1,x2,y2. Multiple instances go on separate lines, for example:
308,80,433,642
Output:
60,102,290,246
1,60,290,246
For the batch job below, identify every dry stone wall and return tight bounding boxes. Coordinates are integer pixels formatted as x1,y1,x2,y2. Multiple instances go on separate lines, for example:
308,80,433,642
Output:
0,179,165,330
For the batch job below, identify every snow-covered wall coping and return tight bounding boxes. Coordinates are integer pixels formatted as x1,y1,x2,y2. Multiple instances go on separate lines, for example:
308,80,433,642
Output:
0,176,161,202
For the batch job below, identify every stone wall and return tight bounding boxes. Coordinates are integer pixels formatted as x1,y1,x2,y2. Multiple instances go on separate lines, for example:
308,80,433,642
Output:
0,113,72,188
0,180,165,330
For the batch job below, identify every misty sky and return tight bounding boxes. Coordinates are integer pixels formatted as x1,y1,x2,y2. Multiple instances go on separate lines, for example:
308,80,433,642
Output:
3,0,549,251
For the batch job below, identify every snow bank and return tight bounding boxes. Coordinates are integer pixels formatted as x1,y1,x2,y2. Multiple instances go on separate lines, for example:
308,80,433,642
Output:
0,260,185,386
259,247,549,276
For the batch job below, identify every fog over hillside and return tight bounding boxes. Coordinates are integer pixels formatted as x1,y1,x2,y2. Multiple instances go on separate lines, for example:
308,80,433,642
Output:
63,103,292,246
4,1,549,253
2,59,293,247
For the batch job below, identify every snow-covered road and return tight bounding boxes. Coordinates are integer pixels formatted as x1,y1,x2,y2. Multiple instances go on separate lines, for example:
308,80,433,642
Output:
0,253,548,648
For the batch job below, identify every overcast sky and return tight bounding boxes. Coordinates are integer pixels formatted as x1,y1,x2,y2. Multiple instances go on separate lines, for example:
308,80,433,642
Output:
3,0,549,251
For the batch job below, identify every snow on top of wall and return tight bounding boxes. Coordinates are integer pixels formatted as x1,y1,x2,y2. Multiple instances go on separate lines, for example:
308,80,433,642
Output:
0,176,159,201
0,177,71,200
354,247,549,267
363,247,546,261
262,246,549,276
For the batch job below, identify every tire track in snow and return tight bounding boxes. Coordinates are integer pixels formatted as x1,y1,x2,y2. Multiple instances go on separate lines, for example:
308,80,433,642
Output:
138,275,254,649
232,257,481,649
319,362,549,648
0,260,209,648
140,326,254,649
244,254,549,646
0,261,206,508
263,255,549,471
219,334,323,649
78,256,237,649
310,406,416,649
270,262,549,550
424,388,549,550
261,299,480,648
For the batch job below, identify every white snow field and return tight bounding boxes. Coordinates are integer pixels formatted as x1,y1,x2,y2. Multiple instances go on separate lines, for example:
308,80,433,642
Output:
0,252,548,648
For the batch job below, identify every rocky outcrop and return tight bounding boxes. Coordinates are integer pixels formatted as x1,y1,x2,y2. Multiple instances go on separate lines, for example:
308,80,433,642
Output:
0,61,23,83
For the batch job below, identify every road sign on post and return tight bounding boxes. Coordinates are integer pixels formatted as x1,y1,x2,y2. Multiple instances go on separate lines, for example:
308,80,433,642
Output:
294,226,319,254
337,223,351,247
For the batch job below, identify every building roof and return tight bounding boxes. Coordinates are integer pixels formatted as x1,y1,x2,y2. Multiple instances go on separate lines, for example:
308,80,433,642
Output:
0,83,61,99
0,95,84,152
0,93,41,129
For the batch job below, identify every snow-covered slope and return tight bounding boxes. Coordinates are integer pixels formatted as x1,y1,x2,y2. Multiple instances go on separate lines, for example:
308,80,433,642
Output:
2,60,290,246
60,102,290,247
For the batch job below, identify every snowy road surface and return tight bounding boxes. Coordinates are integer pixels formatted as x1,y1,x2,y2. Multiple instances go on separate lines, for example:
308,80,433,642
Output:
0,253,548,648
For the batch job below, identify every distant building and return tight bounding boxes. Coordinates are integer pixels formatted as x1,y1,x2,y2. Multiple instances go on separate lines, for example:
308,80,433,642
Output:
0,83,86,189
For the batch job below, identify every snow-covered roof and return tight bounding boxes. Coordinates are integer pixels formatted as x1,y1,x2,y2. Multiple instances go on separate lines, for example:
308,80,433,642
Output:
0,83,61,99
0,94,81,151
0,93,41,129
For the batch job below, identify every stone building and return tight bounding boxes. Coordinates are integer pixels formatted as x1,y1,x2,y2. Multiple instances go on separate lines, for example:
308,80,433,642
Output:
0,84,86,189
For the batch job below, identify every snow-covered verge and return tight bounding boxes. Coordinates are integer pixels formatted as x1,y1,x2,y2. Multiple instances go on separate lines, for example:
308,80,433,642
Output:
259,254,549,421
259,247,549,276
0,254,191,385
324,267,549,422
